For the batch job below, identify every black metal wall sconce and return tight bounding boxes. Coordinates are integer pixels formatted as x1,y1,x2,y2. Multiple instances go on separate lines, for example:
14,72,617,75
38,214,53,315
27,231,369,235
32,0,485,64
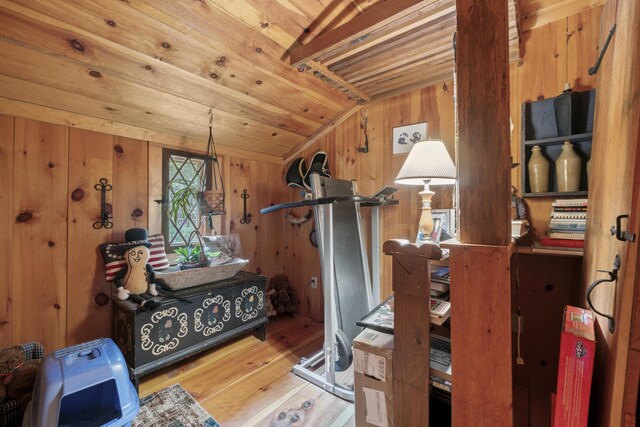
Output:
93,178,113,229
240,189,253,225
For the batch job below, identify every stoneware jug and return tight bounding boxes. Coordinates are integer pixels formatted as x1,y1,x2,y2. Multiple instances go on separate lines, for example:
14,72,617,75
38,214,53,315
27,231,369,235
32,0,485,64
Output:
528,145,549,193
554,83,582,136
556,141,581,192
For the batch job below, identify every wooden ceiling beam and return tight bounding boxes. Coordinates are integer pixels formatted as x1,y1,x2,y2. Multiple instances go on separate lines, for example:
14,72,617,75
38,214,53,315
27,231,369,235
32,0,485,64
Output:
337,27,454,81
371,72,452,100
330,14,455,73
318,0,455,67
306,60,371,103
362,59,453,95
283,104,361,163
290,0,430,67
351,45,452,87
521,0,605,31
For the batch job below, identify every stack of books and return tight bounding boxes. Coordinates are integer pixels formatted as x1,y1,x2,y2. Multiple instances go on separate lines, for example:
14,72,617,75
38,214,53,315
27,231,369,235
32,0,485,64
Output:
429,334,452,399
542,198,587,249
431,265,450,299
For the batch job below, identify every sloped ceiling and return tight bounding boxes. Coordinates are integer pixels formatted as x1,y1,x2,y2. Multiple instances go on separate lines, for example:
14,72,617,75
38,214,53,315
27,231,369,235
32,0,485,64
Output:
0,0,522,161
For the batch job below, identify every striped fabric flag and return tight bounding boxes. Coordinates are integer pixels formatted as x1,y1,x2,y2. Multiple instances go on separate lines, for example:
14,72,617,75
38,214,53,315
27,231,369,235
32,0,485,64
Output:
99,234,170,282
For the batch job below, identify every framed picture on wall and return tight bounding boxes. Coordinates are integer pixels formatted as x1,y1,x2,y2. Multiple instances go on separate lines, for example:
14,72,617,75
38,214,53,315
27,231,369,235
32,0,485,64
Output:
392,122,428,154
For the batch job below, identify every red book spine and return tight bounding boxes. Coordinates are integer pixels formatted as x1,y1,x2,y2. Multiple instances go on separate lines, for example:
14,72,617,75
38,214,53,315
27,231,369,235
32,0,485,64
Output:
539,237,585,248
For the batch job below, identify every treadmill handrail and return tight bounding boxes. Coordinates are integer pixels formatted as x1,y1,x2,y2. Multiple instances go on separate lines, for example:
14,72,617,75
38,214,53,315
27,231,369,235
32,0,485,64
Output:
260,195,397,214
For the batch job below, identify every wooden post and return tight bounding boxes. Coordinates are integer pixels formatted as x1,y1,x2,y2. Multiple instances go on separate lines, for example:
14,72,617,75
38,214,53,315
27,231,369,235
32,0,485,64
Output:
383,239,442,426
453,1,513,426
443,241,514,426
455,0,512,246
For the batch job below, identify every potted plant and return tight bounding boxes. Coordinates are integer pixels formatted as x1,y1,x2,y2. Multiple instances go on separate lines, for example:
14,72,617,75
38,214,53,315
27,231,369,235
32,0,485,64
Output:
173,242,219,270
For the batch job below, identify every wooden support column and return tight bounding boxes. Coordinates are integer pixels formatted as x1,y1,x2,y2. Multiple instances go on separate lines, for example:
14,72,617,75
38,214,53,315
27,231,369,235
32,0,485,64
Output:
383,239,442,426
453,1,513,426
455,0,512,246
443,241,514,426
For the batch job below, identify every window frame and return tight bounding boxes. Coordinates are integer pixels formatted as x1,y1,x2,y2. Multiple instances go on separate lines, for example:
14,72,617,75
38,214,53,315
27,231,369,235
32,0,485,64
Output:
161,148,212,251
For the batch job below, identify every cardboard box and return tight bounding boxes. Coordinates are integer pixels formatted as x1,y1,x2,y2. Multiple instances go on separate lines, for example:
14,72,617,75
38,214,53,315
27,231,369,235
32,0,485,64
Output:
354,329,394,427
552,306,596,427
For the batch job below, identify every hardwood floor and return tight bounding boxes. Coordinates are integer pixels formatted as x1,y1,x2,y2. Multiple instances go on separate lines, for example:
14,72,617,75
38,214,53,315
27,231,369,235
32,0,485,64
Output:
139,315,356,426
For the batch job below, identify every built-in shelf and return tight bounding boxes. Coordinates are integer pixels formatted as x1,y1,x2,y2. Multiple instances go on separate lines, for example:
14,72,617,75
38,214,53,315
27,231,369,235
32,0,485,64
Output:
516,245,584,257
522,132,593,147
521,90,595,198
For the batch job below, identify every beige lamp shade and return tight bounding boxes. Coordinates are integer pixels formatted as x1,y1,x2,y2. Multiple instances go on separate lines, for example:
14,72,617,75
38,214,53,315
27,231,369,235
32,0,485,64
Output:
395,139,456,242
395,139,456,185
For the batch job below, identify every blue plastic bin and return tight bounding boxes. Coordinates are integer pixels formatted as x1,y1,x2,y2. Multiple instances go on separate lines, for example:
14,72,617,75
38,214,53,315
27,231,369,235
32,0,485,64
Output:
23,338,139,427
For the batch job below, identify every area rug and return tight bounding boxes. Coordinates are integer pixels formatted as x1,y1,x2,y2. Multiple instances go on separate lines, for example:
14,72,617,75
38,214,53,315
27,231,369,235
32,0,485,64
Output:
132,383,220,427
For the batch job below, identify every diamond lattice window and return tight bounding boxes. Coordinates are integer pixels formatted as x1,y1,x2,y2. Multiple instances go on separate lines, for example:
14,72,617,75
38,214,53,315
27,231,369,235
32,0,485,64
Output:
164,152,207,248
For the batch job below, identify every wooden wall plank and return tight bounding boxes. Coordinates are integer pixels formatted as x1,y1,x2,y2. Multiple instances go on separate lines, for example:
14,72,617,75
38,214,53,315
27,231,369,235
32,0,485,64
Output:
513,253,582,393
12,119,68,351
529,389,552,427
229,157,256,273
112,136,148,242
567,6,603,91
515,17,567,242
147,145,163,236
0,114,14,347
513,384,530,427
252,161,269,277
280,80,457,315
67,128,113,345
584,0,640,425
0,96,283,165
622,348,640,421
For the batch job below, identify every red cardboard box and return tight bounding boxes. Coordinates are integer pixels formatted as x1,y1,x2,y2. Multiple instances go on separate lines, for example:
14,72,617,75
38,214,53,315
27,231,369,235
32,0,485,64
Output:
552,306,596,427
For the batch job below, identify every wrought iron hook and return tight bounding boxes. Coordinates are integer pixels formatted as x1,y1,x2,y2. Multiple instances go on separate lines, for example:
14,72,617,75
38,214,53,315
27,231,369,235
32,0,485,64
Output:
586,254,620,333
589,24,616,75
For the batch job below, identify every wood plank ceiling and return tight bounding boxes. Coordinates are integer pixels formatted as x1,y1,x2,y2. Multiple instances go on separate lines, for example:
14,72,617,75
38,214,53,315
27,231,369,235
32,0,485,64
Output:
0,0,520,161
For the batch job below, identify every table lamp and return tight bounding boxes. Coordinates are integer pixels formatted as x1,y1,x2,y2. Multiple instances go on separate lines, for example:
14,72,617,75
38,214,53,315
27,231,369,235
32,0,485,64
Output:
395,139,456,242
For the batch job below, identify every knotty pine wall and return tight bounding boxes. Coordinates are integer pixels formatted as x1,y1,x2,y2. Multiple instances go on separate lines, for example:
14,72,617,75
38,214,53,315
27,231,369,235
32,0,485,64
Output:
0,116,290,352
510,5,602,242
0,4,604,356
289,3,602,322
282,82,456,321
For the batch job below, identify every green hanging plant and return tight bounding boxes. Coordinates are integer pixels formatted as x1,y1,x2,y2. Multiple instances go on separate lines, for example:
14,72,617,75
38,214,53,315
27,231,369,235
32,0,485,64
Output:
168,182,202,224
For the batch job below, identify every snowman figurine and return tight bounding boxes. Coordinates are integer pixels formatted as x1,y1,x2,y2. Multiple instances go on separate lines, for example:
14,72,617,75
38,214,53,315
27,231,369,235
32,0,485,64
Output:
113,228,160,311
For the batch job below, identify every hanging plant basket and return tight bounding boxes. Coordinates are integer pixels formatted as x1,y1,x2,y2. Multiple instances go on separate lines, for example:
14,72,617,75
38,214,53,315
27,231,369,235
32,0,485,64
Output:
199,190,225,215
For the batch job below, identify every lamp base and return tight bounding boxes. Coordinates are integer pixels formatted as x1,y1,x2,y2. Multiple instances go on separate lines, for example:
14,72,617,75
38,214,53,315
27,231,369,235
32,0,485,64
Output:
417,183,436,243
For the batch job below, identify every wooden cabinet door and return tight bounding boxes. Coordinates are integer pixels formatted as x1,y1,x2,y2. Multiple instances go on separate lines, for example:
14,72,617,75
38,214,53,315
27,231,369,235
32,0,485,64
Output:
581,1,640,425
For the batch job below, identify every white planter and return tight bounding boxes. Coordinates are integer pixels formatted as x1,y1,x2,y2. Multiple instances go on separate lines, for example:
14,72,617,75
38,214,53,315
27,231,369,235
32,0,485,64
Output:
156,258,249,290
